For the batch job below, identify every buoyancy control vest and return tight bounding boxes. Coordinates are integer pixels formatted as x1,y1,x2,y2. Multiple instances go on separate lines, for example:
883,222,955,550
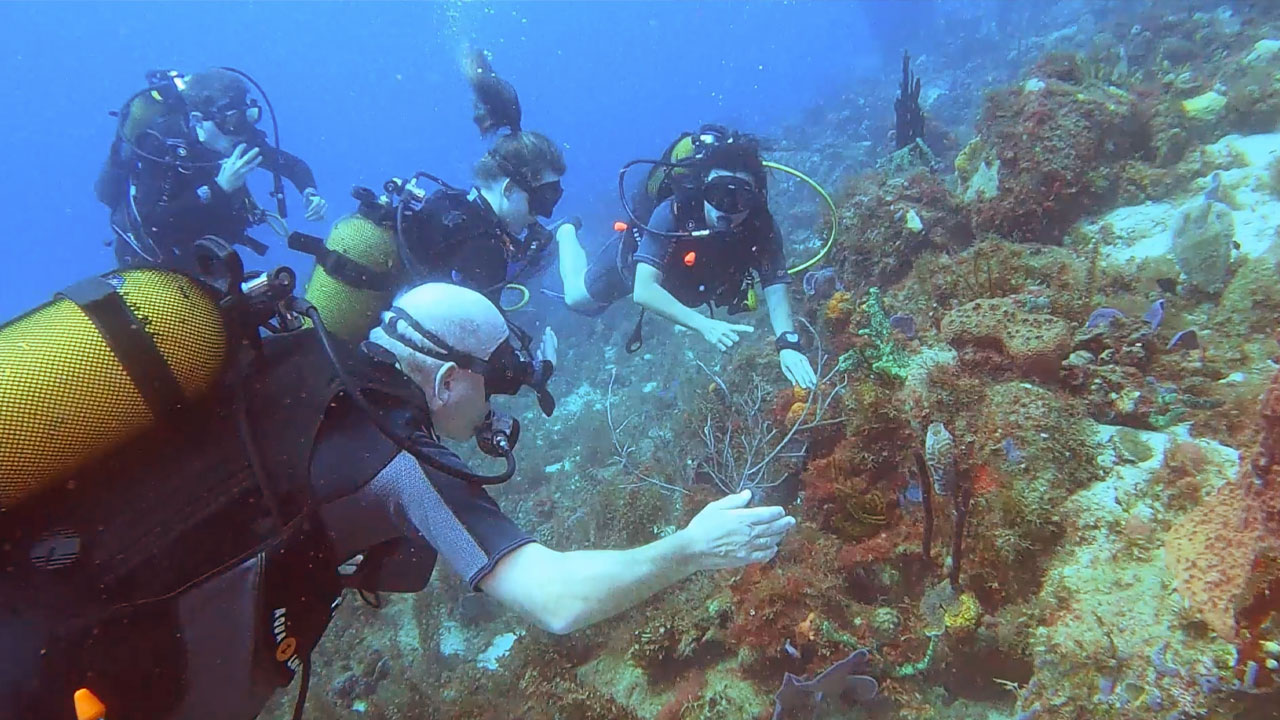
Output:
617,196,762,316
0,248,430,719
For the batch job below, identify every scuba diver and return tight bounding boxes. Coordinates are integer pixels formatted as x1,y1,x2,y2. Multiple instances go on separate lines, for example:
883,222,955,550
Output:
289,48,566,345
391,128,567,303
555,125,818,389
95,68,329,274
394,49,567,304
0,242,794,719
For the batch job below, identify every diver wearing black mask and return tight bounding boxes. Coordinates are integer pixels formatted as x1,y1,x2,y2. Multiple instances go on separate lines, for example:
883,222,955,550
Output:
371,302,556,482
2,269,790,720
95,68,328,274
391,51,570,305
551,125,818,389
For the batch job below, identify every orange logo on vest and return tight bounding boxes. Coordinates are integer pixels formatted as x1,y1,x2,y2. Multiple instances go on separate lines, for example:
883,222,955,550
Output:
683,251,697,267
276,636,297,662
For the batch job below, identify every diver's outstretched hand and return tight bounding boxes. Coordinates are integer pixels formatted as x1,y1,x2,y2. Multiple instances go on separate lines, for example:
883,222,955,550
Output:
698,318,754,352
779,348,817,390
677,490,795,570
215,144,262,193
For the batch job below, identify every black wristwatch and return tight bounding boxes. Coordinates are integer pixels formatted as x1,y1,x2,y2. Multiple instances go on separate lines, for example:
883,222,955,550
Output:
775,331,804,353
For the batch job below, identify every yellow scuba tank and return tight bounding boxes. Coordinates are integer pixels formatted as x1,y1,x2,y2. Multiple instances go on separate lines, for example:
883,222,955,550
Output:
645,134,699,200
120,91,167,146
0,268,228,509
118,71,190,147
296,211,402,343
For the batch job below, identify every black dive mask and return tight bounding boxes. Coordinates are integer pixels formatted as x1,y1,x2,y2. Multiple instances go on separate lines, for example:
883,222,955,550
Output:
520,178,563,219
703,175,759,216
212,97,262,137
383,307,556,417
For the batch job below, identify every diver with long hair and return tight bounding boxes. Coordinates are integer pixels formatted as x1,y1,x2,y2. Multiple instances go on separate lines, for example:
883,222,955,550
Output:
392,49,568,304
467,47,523,137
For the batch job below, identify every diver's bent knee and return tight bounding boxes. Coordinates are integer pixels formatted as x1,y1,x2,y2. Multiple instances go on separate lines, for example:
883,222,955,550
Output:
565,295,600,314
564,291,610,316
562,284,593,310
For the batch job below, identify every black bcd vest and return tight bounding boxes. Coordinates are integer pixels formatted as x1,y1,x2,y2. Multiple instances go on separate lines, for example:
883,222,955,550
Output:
0,327,427,719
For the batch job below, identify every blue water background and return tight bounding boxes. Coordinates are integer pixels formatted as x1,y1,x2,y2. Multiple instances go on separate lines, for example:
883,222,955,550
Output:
0,0,938,322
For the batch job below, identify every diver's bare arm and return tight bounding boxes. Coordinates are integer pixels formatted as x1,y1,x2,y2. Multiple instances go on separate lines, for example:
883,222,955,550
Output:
631,264,710,333
479,536,695,635
762,283,797,336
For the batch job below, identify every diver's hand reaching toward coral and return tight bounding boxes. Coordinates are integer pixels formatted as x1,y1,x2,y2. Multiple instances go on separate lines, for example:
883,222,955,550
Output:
779,348,817,390
698,318,755,352
677,490,795,570
481,490,792,634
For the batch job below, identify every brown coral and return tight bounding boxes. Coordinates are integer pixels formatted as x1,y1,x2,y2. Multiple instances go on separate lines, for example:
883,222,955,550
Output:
1164,479,1263,642
940,298,1073,383
1165,367,1280,644
966,66,1150,244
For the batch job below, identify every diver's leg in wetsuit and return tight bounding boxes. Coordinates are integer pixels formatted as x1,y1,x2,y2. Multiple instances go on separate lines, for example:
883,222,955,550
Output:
559,229,634,318
555,223,595,310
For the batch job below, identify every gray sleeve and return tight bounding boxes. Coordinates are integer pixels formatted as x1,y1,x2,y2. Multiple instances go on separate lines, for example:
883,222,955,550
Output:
632,199,678,269
323,451,533,590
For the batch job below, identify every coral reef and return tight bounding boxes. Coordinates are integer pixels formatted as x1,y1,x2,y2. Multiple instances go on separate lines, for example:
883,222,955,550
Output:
829,169,974,291
1165,478,1261,642
840,287,912,382
966,53,1151,244
260,6,1280,720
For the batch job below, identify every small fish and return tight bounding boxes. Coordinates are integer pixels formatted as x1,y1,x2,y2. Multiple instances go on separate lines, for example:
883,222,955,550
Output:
1142,299,1165,333
1023,295,1051,313
1166,329,1199,351
924,422,956,496
1203,171,1223,205
1001,437,1025,465
783,638,801,659
802,267,843,299
655,379,681,399
901,472,924,505
1155,277,1179,294
888,313,917,339
1085,307,1125,329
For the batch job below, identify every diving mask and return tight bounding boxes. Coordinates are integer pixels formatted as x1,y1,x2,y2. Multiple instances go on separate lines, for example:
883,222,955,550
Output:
382,307,557,417
519,178,563,219
703,175,759,216
212,97,262,137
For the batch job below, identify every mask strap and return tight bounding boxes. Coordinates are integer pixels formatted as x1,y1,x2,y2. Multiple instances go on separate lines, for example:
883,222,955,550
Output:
384,308,456,363
491,155,532,192
386,307,495,378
